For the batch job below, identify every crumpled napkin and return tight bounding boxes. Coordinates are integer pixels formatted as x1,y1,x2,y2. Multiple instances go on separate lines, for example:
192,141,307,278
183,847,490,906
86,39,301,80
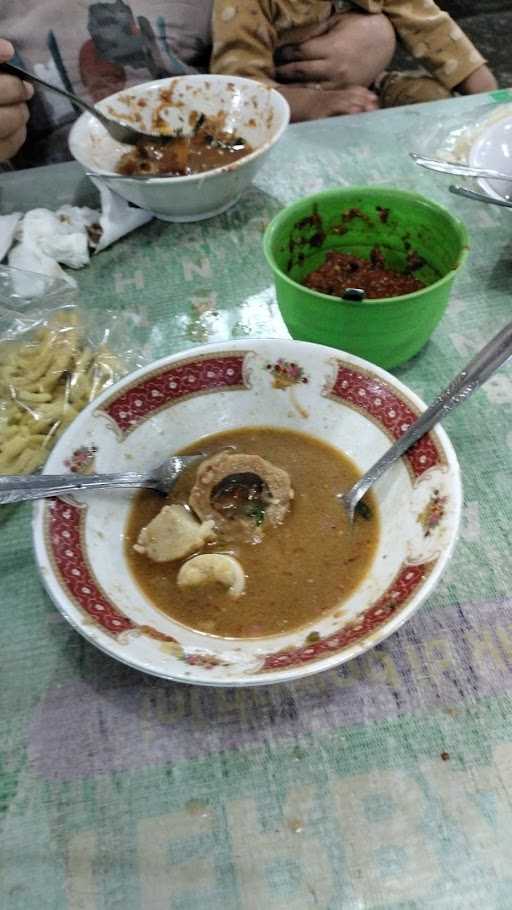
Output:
0,181,153,293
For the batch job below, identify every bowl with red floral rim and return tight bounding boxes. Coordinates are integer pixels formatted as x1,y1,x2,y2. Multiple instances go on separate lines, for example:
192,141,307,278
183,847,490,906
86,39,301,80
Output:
32,339,462,686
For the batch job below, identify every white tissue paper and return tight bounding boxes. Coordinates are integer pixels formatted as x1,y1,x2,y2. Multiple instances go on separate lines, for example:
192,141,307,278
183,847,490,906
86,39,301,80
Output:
0,212,22,262
1,182,153,294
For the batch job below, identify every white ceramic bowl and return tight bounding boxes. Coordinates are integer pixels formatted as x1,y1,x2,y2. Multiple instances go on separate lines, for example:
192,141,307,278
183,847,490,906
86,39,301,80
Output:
69,74,290,222
469,111,512,202
33,339,462,687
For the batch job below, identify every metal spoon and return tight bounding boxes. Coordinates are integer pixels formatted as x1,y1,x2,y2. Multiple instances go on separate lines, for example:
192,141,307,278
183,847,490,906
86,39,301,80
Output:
0,454,205,505
86,170,177,182
0,60,167,145
410,152,512,182
449,184,512,208
341,318,512,522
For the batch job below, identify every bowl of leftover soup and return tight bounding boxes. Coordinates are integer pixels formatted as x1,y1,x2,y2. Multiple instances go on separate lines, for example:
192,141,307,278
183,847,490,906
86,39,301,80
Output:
69,74,290,222
264,187,469,368
33,338,462,686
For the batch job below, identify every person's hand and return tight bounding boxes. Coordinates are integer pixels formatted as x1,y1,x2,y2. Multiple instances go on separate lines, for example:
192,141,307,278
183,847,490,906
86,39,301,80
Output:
275,12,395,91
456,64,497,96
0,39,33,161
279,85,378,123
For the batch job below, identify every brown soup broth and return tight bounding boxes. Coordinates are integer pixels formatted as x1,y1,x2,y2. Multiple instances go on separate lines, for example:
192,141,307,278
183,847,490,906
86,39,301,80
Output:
125,427,380,638
117,127,253,177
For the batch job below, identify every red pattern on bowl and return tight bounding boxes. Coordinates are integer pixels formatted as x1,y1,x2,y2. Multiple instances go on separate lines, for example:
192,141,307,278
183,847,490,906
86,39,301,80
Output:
101,354,245,435
330,365,441,477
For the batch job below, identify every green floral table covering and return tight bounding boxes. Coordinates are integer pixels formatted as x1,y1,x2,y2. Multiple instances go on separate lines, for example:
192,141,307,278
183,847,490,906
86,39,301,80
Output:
2,92,512,909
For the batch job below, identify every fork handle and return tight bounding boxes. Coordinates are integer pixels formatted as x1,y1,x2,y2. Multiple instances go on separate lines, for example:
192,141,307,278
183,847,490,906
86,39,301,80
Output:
0,472,156,505
449,184,512,209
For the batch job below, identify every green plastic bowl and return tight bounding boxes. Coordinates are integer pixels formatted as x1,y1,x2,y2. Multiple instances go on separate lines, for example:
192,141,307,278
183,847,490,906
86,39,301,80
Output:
263,187,469,369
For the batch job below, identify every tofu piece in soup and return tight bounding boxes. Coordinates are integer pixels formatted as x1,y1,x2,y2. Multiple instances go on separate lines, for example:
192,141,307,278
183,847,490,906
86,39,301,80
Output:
134,503,215,562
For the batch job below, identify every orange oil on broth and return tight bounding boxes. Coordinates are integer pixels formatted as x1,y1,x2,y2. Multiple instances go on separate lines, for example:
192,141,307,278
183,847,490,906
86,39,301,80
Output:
125,427,379,638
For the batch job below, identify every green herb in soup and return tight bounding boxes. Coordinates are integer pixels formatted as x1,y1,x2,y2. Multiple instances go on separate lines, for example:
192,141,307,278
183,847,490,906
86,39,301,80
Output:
125,427,379,638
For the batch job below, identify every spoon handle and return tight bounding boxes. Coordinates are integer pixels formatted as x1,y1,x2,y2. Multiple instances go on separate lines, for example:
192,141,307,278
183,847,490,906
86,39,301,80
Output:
0,61,101,121
86,171,168,183
449,184,512,209
347,319,512,511
0,472,157,505
411,153,512,182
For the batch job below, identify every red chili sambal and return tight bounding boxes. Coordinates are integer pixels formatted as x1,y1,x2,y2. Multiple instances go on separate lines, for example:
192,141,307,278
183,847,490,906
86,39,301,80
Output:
302,247,425,299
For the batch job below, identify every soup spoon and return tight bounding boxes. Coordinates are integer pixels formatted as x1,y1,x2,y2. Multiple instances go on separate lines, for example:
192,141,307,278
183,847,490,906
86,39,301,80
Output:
341,318,512,522
0,61,171,145
0,454,205,505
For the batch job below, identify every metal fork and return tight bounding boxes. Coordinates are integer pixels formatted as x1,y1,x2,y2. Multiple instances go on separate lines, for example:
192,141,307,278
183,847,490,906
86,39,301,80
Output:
410,152,512,182
449,184,512,208
0,454,205,505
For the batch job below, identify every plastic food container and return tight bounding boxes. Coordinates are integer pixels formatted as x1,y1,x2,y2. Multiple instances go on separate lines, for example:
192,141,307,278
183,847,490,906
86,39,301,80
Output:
263,187,469,368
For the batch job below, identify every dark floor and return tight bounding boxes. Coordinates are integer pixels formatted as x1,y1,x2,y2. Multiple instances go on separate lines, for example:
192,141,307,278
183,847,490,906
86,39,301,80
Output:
394,1,512,89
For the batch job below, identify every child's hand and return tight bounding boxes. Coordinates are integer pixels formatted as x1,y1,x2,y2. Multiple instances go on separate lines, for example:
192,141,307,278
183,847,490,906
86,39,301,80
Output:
279,86,378,122
275,12,395,91
456,64,497,95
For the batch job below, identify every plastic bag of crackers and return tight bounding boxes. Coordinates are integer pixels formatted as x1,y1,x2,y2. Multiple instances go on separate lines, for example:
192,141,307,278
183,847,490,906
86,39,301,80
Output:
0,266,147,474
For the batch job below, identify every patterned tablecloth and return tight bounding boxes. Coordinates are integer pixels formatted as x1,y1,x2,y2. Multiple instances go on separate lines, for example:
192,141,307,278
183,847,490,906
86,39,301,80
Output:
2,91,512,910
